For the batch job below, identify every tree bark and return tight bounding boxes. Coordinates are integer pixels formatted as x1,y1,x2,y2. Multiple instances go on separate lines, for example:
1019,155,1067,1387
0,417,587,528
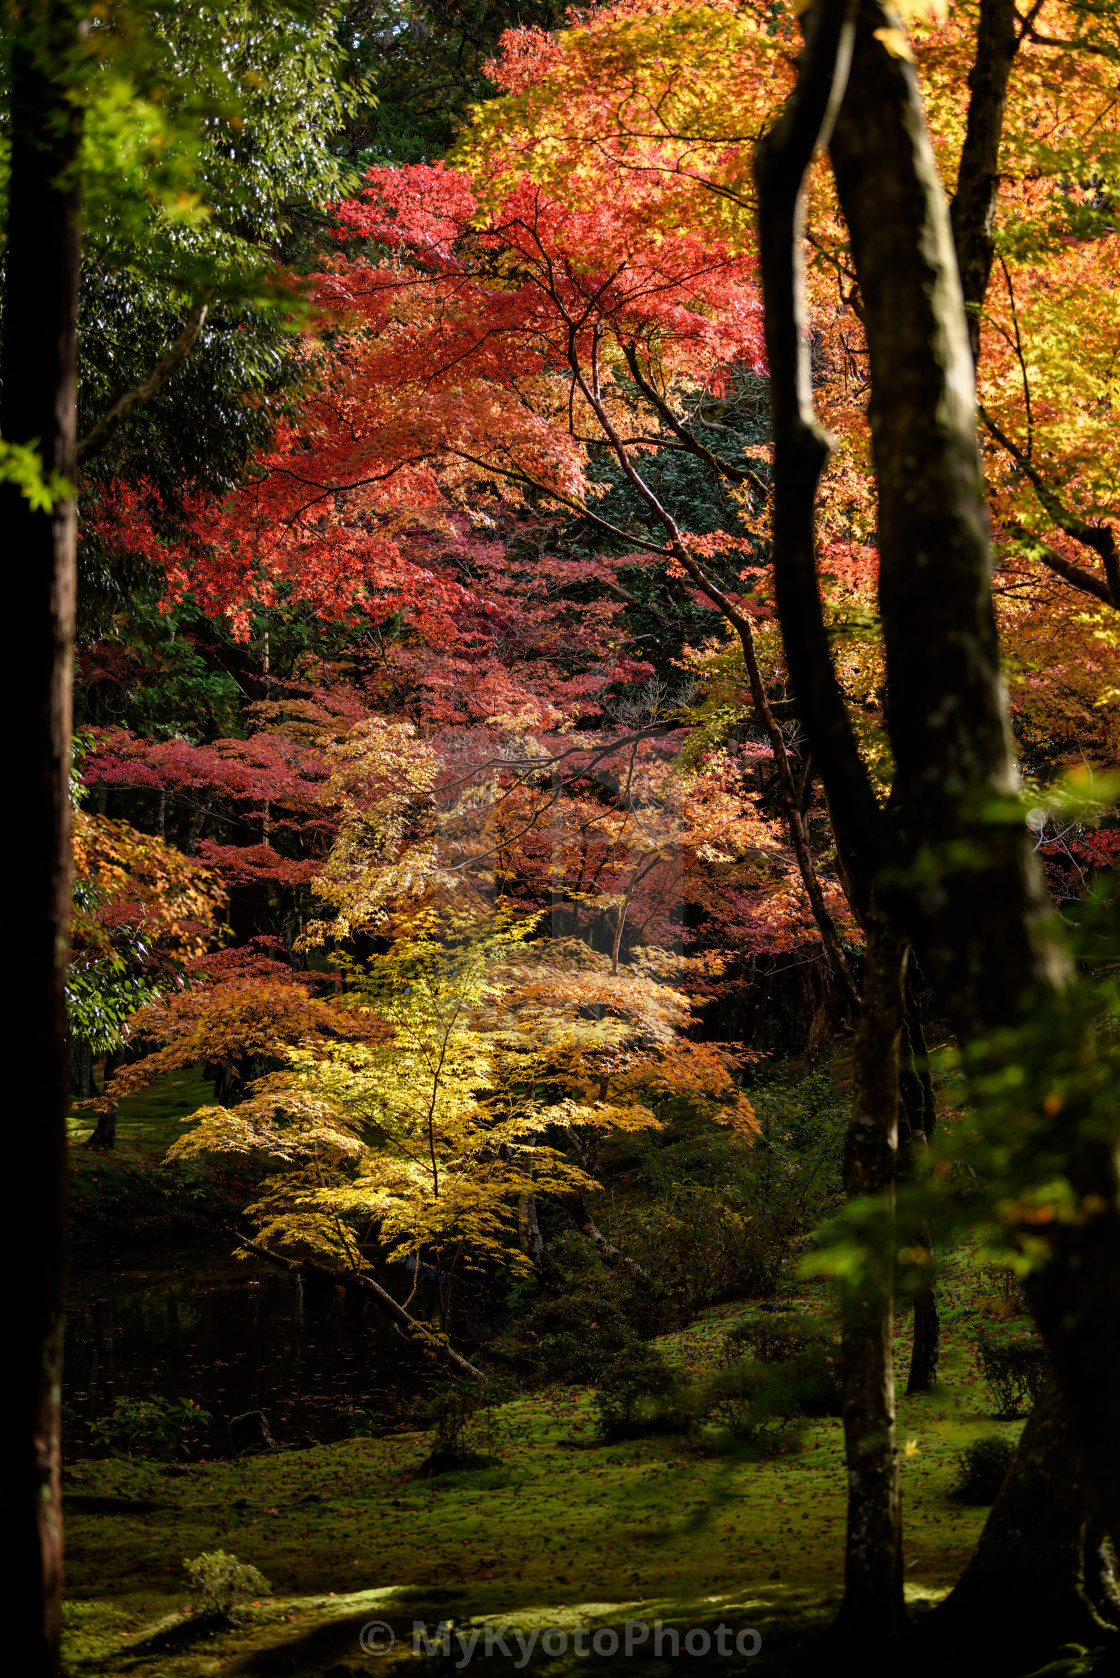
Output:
948,0,1022,364
754,10,908,1652
517,1191,544,1267
754,0,886,923
827,0,1120,1597
85,1101,118,1153
3,11,83,1673
832,907,908,1657
900,1015,940,1394
828,0,1065,1024
925,1381,1116,1675
68,1034,94,1102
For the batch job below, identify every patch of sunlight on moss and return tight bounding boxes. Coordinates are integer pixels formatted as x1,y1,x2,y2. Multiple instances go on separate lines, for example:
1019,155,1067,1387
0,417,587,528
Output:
904,1582,952,1604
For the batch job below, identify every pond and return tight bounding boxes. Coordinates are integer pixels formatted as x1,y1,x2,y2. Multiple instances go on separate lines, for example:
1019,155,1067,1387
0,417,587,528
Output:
63,1257,441,1458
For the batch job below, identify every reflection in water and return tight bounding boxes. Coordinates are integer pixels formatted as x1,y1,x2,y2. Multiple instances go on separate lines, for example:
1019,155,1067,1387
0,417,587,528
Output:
64,1260,432,1456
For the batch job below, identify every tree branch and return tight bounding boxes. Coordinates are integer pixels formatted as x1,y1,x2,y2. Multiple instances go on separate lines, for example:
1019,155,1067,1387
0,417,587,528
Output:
77,303,209,464
948,0,1027,365
980,405,1120,603
1002,526,1117,608
619,342,770,500
754,0,887,930
234,1231,486,1381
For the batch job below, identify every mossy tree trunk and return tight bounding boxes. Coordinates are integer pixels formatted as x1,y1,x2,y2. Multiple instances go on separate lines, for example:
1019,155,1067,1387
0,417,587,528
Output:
756,0,1120,1657
754,5,908,1655
833,908,908,1655
925,1381,1118,1674
828,0,1120,1557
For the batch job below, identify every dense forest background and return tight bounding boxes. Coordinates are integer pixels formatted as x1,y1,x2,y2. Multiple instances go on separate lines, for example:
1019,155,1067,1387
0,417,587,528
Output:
6,1,1120,1675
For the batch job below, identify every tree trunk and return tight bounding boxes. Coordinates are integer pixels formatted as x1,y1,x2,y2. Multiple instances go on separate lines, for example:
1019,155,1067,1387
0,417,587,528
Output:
924,1381,1116,1675
754,13,908,1653
517,1192,544,1267
907,1270,940,1397
755,0,1120,1650
68,1035,94,1102
832,908,908,1657
3,12,83,1674
85,1101,118,1153
828,0,1120,1551
948,0,1021,364
900,1016,940,1394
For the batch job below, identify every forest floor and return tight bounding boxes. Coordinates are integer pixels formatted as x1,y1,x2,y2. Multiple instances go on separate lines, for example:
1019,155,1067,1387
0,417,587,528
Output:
61,1273,1022,1677
62,1066,1025,1675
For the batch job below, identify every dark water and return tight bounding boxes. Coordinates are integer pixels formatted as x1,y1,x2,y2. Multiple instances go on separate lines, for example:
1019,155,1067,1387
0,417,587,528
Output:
63,1258,435,1457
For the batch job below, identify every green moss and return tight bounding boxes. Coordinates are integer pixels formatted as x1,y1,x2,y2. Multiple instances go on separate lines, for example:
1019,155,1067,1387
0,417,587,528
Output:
67,1065,262,1252
62,1254,1023,1675
67,1064,215,1156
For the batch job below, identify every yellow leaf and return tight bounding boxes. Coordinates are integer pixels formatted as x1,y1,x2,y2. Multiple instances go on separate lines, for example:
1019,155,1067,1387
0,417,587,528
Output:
872,26,914,60
904,1438,919,1457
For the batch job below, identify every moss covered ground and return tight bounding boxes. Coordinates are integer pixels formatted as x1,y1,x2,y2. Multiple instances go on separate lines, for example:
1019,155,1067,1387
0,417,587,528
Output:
66,1067,259,1254
61,1065,1029,1673
61,1256,1024,1678
67,1064,216,1156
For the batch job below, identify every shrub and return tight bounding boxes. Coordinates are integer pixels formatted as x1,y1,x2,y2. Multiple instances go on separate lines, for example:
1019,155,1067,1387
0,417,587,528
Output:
498,1233,674,1382
413,1377,510,1471
183,1551,270,1622
89,1395,211,1459
700,1346,840,1439
336,1404,380,1439
515,1288,639,1383
593,1067,848,1314
595,1344,690,1441
596,1189,762,1329
953,1435,1017,1504
976,1330,1049,1417
980,1264,1029,1317
701,1361,782,1437
782,1347,843,1418
724,1312,835,1366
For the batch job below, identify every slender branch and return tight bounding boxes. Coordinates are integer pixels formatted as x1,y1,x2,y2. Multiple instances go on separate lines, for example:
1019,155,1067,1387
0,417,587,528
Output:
980,405,1120,602
77,303,209,464
619,342,770,499
998,256,1033,457
561,284,862,1007
1002,526,1117,607
754,0,887,935
234,1231,486,1380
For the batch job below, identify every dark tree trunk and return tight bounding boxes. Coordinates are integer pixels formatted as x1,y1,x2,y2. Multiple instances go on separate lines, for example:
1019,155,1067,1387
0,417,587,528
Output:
756,0,1120,1654
828,0,1063,1024
827,0,1120,1555
754,9,908,1654
900,1017,940,1394
948,0,1022,363
832,908,908,1657
924,1381,1117,1675
85,1101,118,1152
907,1271,940,1397
2,11,83,1674
68,1035,94,1102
